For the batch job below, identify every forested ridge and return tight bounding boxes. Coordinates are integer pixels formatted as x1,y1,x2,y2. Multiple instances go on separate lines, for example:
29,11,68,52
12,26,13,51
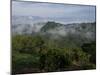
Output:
12,22,96,74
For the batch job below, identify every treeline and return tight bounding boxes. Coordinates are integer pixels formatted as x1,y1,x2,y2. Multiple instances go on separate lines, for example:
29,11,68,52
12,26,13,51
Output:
12,35,96,74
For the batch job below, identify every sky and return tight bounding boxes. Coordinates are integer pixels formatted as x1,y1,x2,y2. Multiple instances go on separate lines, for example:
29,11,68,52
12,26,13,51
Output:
12,1,96,24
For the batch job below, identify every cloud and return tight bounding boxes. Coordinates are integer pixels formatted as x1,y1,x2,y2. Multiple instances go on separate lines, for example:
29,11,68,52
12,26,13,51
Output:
12,1,96,23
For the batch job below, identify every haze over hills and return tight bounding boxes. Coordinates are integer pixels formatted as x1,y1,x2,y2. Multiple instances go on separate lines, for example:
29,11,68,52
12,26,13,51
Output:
12,16,95,35
12,1,96,36
12,16,96,48
12,2,96,74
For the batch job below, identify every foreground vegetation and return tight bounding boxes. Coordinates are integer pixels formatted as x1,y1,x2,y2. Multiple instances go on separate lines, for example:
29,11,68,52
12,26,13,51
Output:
12,35,96,74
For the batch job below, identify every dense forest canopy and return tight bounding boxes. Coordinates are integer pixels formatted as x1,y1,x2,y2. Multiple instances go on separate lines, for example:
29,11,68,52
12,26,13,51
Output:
12,21,96,74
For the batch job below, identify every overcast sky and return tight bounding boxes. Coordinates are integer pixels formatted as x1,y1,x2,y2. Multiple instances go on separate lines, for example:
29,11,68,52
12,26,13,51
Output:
12,1,96,23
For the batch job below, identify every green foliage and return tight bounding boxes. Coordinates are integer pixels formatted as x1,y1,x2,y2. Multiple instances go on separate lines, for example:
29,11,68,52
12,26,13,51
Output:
12,51,40,74
12,35,96,74
81,41,96,64
41,21,62,32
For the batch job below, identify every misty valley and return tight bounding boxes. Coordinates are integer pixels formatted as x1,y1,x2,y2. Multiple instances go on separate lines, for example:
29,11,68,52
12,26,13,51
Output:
12,1,96,74
12,20,96,74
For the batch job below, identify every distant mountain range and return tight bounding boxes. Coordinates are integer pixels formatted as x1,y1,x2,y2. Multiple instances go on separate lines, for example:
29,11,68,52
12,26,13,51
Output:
12,16,96,39
12,16,96,44
12,15,95,24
